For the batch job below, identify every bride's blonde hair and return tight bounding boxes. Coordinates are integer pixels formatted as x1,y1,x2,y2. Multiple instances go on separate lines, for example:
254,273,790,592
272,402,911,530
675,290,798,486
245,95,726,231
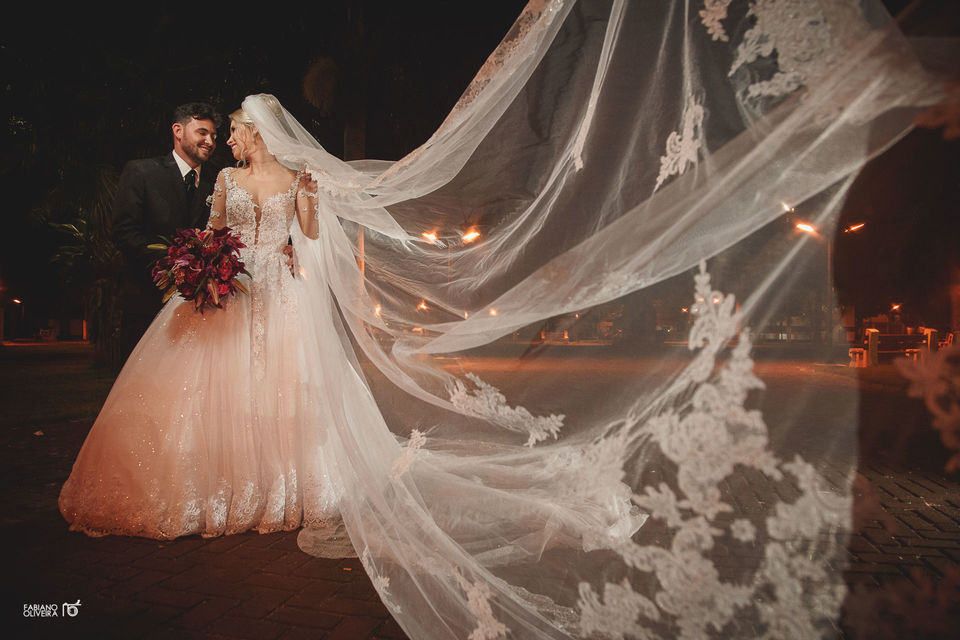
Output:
228,109,257,168
229,95,283,168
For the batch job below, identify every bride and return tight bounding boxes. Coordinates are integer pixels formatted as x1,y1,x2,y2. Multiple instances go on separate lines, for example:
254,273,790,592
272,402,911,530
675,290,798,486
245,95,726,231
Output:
62,0,942,637
59,97,345,538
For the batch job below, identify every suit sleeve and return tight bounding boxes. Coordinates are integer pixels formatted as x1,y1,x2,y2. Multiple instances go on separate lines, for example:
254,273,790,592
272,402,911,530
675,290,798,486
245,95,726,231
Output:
112,161,156,274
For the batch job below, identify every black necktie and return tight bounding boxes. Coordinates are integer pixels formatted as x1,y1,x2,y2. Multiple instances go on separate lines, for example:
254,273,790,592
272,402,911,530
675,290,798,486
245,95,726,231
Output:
184,169,197,199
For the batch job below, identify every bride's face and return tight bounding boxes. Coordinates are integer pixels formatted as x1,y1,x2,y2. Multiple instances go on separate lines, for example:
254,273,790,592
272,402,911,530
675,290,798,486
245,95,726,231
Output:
227,121,249,161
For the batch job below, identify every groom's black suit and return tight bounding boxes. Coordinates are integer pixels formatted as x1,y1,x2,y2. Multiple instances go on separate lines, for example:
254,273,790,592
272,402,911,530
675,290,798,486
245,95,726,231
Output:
113,152,215,357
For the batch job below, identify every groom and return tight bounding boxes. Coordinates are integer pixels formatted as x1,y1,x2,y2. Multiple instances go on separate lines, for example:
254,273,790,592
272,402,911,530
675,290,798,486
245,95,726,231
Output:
113,102,220,363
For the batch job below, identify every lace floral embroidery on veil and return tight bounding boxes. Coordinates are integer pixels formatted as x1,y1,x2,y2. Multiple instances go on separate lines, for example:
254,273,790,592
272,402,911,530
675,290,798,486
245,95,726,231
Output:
389,429,427,480
654,96,705,192
449,373,564,446
574,261,850,638
700,0,733,42
454,569,509,640
727,0,867,101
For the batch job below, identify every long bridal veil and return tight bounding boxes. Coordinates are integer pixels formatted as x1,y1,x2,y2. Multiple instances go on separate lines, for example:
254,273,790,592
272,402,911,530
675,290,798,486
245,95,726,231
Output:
245,0,941,637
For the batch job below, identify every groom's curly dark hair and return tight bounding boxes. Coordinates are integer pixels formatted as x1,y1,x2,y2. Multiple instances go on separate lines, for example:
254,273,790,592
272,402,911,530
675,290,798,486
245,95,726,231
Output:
172,102,222,128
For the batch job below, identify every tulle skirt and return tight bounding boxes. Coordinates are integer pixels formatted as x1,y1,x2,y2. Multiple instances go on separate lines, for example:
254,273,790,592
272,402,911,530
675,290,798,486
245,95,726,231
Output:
59,274,343,539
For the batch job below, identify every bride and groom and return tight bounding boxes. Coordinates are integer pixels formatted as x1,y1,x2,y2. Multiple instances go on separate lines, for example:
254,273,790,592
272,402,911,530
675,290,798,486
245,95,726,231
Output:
60,96,346,538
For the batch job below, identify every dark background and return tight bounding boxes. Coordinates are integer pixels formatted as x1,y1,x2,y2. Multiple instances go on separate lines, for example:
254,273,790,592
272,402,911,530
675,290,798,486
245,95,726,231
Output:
0,0,957,342
0,1,528,337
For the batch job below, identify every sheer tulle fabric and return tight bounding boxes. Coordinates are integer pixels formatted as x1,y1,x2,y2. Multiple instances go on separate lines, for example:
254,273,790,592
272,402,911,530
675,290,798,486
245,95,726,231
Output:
279,1,940,638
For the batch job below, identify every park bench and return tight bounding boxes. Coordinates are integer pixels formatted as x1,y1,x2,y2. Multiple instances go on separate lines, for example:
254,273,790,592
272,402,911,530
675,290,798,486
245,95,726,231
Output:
849,328,938,367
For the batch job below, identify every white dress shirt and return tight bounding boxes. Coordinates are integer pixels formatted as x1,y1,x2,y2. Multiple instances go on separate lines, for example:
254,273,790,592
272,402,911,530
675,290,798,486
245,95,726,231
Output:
172,151,200,186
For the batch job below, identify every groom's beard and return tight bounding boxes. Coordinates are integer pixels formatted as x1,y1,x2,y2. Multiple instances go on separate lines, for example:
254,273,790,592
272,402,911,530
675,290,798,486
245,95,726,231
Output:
182,139,214,166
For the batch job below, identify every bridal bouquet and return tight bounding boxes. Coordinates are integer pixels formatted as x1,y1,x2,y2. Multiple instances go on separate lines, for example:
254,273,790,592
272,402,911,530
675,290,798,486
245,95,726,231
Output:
150,227,250,311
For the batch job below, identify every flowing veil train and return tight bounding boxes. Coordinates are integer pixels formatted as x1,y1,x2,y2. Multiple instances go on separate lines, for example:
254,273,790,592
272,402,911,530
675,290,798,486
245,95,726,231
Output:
244,1,941,637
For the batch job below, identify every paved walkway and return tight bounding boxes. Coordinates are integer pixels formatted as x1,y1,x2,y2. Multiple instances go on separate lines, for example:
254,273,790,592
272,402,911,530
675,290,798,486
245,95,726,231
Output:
5,344,959,638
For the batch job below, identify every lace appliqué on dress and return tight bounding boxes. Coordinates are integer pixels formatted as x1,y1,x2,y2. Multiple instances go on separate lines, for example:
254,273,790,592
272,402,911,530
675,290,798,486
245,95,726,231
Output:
223,168,301,382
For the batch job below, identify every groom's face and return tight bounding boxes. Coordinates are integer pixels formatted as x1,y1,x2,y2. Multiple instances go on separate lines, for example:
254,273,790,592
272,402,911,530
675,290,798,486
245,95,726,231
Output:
173,117,217,166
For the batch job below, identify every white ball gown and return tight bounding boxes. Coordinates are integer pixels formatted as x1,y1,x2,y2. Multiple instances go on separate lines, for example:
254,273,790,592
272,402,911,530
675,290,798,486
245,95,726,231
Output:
58,167,347,539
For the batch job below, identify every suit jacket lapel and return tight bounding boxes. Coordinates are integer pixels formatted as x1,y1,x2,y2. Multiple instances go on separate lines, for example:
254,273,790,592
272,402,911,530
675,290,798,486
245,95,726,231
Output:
162,153,189,228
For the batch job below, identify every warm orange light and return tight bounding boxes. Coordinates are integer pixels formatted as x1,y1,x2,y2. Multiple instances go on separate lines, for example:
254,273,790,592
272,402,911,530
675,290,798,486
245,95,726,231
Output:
844,223,865,232
891,303,901,312
463,312,469,319
795,222,816,234
417,300,429,311
489,308,498,316
374,304,382,317
421,231,438,243
298,266,308,279
781,202,794,213
681,307,688,313
462,230,480,243
12,299,22,304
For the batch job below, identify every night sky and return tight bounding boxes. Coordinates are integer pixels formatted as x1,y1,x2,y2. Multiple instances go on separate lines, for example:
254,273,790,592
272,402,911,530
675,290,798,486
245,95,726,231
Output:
1,1,957,336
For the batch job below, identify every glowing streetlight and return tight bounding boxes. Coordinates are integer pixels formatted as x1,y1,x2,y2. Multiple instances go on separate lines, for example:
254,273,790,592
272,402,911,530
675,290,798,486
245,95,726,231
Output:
12,299,22,304
462,229,480,244
795,222,817,235
417,300,429,312
421,231,438,244
489,308,498,317
844,222,865,233
891,303,901,312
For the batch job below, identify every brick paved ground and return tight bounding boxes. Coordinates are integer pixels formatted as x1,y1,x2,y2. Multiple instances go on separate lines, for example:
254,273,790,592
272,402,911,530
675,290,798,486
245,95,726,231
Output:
5,344,959,638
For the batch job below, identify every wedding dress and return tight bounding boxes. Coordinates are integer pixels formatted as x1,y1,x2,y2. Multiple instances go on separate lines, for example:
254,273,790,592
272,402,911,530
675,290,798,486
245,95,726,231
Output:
58,167,345,538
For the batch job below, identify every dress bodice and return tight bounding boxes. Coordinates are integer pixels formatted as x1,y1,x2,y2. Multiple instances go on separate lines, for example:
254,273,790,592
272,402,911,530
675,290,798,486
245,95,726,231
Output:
222,167,300,268
217,167,303,380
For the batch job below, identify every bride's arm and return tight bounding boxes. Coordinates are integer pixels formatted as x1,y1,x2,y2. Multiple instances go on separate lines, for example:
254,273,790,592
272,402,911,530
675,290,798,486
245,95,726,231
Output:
206,170,228,230
295,170,320,240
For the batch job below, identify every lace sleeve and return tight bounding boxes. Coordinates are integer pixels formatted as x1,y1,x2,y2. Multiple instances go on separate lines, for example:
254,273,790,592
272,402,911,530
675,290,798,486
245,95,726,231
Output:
206,169,227,230
295,168,319,240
